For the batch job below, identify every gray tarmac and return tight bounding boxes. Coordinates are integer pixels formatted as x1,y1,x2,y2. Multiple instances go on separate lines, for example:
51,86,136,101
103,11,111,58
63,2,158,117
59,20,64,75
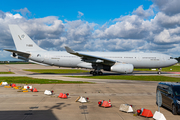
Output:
0,64,180,120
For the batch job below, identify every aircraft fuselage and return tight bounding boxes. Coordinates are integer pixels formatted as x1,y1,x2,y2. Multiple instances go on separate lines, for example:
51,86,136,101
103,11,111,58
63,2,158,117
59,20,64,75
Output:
29,51,177,69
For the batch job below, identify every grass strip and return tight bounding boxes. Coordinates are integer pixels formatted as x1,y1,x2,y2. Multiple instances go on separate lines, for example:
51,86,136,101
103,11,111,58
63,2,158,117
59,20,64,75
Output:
0,76,90,84
24,69,89,74
68,75,180,82
135,65,180,72
0,72,14,74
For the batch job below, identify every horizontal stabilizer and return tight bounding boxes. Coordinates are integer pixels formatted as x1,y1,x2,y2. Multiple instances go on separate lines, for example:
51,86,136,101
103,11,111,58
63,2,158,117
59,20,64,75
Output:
4,49,30,58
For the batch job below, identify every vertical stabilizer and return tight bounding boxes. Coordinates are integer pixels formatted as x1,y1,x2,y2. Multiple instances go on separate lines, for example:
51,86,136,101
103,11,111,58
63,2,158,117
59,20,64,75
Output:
9,25,46,52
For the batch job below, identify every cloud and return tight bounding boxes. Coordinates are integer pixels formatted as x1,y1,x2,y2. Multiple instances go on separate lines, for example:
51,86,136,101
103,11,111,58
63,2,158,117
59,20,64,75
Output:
152,0,180,16
61,20,96,50
88,39,145,52
152,12,180,28
0,51,14,61
154,28,180,44
0,12,65,53
13,7,31,17
95,15,152,40
0,10,5,19
132,5,154,19
77,11,84,18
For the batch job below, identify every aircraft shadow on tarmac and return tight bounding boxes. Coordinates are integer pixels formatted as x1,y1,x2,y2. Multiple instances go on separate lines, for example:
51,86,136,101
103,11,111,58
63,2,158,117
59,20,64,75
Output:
0,110,57,120
0,103,71,120
28,71,170,76
28,72,123,76
44,102,71,110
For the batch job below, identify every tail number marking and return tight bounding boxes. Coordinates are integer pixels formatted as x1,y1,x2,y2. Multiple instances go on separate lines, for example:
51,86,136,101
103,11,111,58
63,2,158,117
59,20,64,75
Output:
26,44,33,47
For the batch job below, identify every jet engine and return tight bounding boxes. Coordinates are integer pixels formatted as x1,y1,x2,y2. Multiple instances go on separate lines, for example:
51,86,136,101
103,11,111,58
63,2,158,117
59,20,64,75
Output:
111,63,134,73
11,53,27,60
12,52,17,57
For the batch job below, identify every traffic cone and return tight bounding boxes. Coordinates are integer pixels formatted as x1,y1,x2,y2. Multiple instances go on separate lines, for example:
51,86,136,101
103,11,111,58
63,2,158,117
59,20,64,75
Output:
109,99,112,107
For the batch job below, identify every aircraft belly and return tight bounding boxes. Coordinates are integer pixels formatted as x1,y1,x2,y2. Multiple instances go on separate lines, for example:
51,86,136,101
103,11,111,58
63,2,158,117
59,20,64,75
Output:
56,58,80,67
132,60,161,68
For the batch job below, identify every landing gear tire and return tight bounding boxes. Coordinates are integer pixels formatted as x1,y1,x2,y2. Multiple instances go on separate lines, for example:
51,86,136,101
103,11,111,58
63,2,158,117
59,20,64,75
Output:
98,71,103,75
93,71,97,76
157,71,161,75
172,104,177,115
90,71,93,74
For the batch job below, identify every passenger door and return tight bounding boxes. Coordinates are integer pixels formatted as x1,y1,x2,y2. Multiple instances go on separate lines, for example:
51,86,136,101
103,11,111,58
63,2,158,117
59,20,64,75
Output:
166,87,174,109
161,88,168,106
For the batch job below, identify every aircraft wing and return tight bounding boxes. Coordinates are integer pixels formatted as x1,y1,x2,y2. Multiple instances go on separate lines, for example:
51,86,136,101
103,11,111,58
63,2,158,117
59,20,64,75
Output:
65,46,116,65
4,49,31,58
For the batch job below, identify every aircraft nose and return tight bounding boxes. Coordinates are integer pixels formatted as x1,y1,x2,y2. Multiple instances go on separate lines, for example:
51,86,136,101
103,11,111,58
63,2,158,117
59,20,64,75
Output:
173,59,178,64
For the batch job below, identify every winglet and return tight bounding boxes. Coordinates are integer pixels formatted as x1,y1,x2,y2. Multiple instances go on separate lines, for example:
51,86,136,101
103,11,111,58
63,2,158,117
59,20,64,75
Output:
65,46,76,54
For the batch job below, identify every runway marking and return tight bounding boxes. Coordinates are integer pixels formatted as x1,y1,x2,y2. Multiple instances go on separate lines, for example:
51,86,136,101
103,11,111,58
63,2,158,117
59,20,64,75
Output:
167,72,180,74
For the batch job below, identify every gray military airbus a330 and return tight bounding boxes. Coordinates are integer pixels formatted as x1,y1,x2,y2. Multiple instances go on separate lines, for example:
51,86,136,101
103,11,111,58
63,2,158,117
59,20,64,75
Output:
4,25,177,75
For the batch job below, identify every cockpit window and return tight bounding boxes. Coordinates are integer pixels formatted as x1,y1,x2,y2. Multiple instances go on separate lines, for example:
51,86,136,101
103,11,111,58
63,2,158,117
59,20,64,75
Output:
170,57,173,59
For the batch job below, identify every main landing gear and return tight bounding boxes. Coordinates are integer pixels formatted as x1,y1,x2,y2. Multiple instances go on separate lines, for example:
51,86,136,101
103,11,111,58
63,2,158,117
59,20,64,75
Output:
90,70,103,75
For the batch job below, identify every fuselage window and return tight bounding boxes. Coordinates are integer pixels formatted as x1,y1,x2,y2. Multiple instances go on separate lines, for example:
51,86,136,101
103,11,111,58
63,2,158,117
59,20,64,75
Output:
37,54,41,57
124,57,133,58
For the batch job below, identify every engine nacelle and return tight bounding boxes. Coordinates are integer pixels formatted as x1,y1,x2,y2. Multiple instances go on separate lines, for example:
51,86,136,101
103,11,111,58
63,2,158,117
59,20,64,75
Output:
12,52,17,57
111,63,134,73
11,53,27,60
77,62,93,69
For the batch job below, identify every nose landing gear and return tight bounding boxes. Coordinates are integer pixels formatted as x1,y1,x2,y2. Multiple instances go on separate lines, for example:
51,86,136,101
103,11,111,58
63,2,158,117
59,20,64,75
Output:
157,68,162,75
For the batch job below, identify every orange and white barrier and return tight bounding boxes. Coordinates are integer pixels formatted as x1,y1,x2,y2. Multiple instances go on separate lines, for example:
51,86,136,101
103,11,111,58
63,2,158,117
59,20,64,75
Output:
153,111,166,120
119,104,133,113
137,108,153,118
1,82,8,86
58,93,69,99
98,99,112,108
76,96,89,103
44,90,53,95
30,88,38,92
24,85,32,90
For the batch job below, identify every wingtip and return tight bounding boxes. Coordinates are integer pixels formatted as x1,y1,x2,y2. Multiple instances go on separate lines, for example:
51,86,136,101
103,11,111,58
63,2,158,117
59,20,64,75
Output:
65,46,75,53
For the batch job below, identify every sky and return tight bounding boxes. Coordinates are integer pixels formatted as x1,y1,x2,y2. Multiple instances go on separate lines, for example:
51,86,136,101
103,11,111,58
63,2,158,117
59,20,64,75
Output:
1,0,180,61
